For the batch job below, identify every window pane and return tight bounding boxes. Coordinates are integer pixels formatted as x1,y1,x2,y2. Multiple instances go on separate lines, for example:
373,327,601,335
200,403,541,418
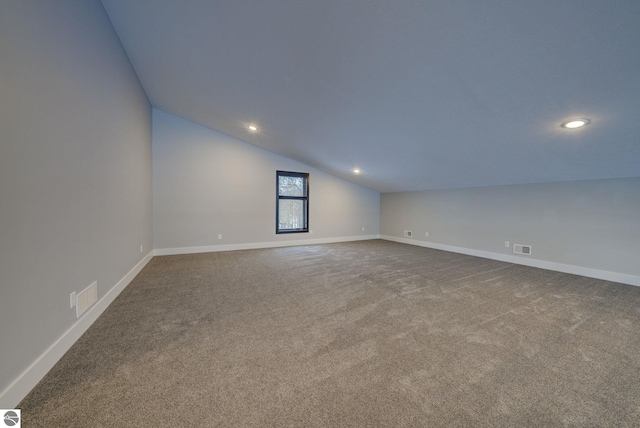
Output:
276,171,309,234
279,176,305,197
278,200,305,230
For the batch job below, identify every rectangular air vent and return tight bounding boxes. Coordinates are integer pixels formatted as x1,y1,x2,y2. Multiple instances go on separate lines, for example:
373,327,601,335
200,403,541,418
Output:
404,230,412,238
76,281,97,318
513,244,532,256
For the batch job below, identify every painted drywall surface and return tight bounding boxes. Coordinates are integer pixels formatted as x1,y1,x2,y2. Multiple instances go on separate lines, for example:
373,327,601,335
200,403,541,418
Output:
381,178,640,277
0,0,152,396
153,109,380,250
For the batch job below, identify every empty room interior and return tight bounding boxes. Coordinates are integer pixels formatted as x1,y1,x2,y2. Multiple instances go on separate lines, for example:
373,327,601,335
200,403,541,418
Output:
2,1,640,426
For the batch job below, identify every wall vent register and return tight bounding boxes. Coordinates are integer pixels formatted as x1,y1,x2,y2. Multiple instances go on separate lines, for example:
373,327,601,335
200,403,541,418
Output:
513,244,532,255
76,281,98,318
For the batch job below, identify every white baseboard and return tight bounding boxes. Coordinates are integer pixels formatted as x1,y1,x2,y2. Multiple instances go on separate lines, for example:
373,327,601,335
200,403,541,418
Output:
380,235,640,287
0,251,154,408
154,235,381,256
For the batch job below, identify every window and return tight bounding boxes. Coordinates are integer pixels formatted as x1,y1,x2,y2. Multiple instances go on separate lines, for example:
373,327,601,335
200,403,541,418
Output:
276,171,309,234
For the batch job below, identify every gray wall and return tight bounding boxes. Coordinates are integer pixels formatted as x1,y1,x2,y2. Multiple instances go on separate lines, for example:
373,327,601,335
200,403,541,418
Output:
0,0,152,396
381,178,640,278
153,109,380,250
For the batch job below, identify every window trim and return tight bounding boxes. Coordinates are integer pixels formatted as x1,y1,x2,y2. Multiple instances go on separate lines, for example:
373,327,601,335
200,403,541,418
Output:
276,170,309,234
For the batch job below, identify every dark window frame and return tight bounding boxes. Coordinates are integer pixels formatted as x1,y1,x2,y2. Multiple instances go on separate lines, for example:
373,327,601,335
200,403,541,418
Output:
276,170,309,234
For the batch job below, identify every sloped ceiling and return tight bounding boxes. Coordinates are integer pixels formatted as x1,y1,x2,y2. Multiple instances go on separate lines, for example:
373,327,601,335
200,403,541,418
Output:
100,0,640,192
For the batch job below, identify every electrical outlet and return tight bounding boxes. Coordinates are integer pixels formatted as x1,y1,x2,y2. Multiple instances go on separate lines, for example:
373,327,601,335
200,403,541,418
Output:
505,241,510,248
140,245,143,253
70,292,76,308
218,234,222,240
309,229,313,234
425,232,429,238
361,227,365,232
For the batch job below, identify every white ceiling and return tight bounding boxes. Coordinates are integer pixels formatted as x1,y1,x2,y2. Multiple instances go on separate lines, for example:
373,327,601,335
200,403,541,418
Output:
100,0,640,192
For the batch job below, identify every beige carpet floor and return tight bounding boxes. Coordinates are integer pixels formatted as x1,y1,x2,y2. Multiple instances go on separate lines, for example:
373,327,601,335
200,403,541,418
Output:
19,240,640,427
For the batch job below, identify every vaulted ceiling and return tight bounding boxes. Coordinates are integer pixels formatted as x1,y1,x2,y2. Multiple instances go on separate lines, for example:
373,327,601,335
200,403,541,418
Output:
100,0,640,192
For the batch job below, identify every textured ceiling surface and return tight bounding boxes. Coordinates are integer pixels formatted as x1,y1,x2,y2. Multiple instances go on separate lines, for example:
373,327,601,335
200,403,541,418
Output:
100,0,640,192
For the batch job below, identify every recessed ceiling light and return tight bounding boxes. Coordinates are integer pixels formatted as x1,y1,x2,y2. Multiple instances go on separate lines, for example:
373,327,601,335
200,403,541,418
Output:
247,124,258,132
561,118,590,129
352,168,361,174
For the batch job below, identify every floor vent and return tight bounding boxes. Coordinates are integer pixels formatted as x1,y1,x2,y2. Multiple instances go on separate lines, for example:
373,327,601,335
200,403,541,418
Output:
513,244,532,255
404,230,413,238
